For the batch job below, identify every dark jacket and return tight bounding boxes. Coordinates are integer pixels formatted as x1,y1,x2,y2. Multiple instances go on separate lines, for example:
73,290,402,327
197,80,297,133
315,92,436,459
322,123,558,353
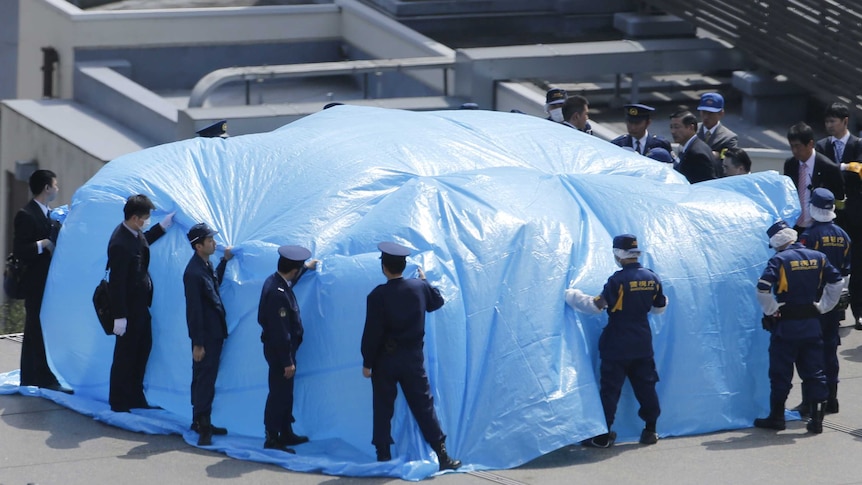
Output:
697,123,738,153
610,133,672,155
12,200,60,298
676,136,717,183
258,268,309,368
183,253,228,346
361,277,444,369
107,222,166,319
815,135,862,229
783,152,845,202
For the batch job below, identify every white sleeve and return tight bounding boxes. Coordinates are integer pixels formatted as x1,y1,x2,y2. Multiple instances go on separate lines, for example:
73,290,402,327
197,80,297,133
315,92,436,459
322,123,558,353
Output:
564,289,603,314
816,279,844,314
756,289,780,315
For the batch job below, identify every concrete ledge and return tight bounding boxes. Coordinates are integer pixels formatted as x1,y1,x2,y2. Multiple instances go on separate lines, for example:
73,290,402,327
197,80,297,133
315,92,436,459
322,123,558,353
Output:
74,62,178,144
732,71,808,125
732,71,807,97
613,12,696,39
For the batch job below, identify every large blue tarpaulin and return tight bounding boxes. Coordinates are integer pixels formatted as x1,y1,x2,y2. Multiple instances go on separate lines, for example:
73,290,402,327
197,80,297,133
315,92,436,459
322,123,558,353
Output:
3,107,800,479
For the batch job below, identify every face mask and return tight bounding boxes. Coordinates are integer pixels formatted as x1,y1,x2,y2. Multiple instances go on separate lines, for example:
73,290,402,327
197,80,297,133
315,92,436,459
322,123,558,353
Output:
140,218,152,230
614,256,623,268
46,188,58,203
549,108,564,123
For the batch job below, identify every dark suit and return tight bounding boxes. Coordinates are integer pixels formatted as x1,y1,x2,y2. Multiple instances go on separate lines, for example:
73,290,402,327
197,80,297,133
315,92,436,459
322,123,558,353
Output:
783,153,845,229
258,268,310,434
610,133,672,155
816,135,862,319
12,200,61,388
184,254,228,418
107,222,166,411
361,277,446,448
698,123,738,177
676,137,717,184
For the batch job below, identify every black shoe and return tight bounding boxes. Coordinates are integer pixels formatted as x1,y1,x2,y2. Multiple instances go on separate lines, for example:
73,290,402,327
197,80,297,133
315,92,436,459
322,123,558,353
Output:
790,401,810,418
855,318,862,330
753,416,786,430
191,421,228,435
42,383,74,395
264,430,295,454
111,406,131,413
582,431,617,448
825,399,839,414
432,442,461,471
278,431,309,446
639,428,659,445
376,445,391,462
806,401,825,434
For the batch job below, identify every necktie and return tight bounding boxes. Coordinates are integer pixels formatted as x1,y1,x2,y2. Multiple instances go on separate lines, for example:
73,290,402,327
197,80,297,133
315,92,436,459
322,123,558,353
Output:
705,129,714,145
833,140,844,162
798,162,811,227
635,139,642,154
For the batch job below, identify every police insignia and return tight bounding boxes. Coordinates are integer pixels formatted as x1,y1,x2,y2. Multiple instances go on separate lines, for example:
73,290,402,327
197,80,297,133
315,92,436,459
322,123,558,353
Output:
628,107,638,116
279,307,287,317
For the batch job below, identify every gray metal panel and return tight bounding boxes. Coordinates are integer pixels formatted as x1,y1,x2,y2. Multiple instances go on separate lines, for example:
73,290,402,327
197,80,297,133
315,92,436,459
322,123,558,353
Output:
0,0,19,100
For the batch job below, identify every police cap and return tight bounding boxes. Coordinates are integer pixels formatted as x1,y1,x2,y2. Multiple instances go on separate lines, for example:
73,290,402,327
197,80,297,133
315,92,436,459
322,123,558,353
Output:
697,93,725,113
646,147,673,164
187,223,218,245
197,120,228,138
612,234,641,252
624,104,655,120
459,102,479,110
766,220,791,238
811,187,835,210
278,245,311,262
545,88,567,106
377,241,410,258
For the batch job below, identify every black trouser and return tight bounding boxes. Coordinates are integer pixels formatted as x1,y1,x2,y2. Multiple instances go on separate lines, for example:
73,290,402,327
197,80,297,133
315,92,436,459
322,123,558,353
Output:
371,347,445,447
819,311,841,384
599,357,660,428
264,345,297,433
20,288,60,388
109,309,152,411
191,337,224,417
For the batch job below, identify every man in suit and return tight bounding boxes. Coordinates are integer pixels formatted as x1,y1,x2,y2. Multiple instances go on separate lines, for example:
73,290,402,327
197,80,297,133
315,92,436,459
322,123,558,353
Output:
670,109,717,184
696,92,738,173
562,95,593,135
783,122,844,233
107,194,174,412
611,104,672,155
813,103,862,329
183,223,233,446
12,169,70,393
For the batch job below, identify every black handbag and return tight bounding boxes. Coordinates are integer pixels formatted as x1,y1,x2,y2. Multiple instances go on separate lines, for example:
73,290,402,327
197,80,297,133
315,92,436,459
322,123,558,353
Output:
3,253,25,300
92,263,112,335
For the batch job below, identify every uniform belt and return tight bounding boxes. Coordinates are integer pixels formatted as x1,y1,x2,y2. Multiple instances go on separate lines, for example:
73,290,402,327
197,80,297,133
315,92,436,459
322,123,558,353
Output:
779,304,819,320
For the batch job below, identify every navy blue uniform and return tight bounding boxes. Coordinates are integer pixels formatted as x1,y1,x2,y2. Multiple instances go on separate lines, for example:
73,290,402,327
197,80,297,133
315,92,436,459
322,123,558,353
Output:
361,277,446,447
107,222,166,411
13,200,62,388
800,223,851,385
596,262,667,428
610,133,672,156
184,254,228,418
757,243,842,403
258,268,308,434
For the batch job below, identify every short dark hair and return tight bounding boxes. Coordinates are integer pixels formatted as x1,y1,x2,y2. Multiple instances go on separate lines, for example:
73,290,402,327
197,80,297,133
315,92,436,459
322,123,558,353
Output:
825,103,849,120
787,122,815,145
381,254,407,274
723,147,752,173
670,110,698,128
562,95,589,120
123,194,155,221
277,256,304,274
28,169,56,196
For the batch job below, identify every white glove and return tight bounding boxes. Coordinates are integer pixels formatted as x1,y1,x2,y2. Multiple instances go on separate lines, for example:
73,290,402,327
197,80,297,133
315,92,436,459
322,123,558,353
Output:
160,211,176,230
564,288,603,314
113,318,127,336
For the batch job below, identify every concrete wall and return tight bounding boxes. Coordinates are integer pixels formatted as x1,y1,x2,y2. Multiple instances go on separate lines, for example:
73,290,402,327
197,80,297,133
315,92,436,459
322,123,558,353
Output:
17,0,341,100
0,0,19,100
0,103,106,268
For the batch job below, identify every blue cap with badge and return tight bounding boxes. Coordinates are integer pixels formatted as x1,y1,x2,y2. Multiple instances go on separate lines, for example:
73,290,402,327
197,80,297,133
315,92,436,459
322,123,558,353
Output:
278,245,311,262
766,220,791,238
612,234,642,252
377,241,411,258
545,88,567,106
646,147,673,164
810,187,835,210
697,93,724,113
197,120,228,138
187,222,218,244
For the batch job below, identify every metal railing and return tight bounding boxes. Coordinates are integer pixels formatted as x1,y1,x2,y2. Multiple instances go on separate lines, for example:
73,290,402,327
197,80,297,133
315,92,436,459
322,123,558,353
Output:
643,0,862,115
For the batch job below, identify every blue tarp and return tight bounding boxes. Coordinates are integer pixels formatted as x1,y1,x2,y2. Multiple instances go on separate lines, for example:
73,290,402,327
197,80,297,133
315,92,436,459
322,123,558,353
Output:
8,106,801,479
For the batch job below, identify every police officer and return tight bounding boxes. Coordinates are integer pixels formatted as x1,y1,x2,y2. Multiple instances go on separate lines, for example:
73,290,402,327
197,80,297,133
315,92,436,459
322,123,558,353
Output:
257,245,318,452
754,220,843,433
196,120,228,138
361,242,461,470
564,234,668,447
183,223,233,446
790,189,851,416
545,88,567,123
611,104,672,156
